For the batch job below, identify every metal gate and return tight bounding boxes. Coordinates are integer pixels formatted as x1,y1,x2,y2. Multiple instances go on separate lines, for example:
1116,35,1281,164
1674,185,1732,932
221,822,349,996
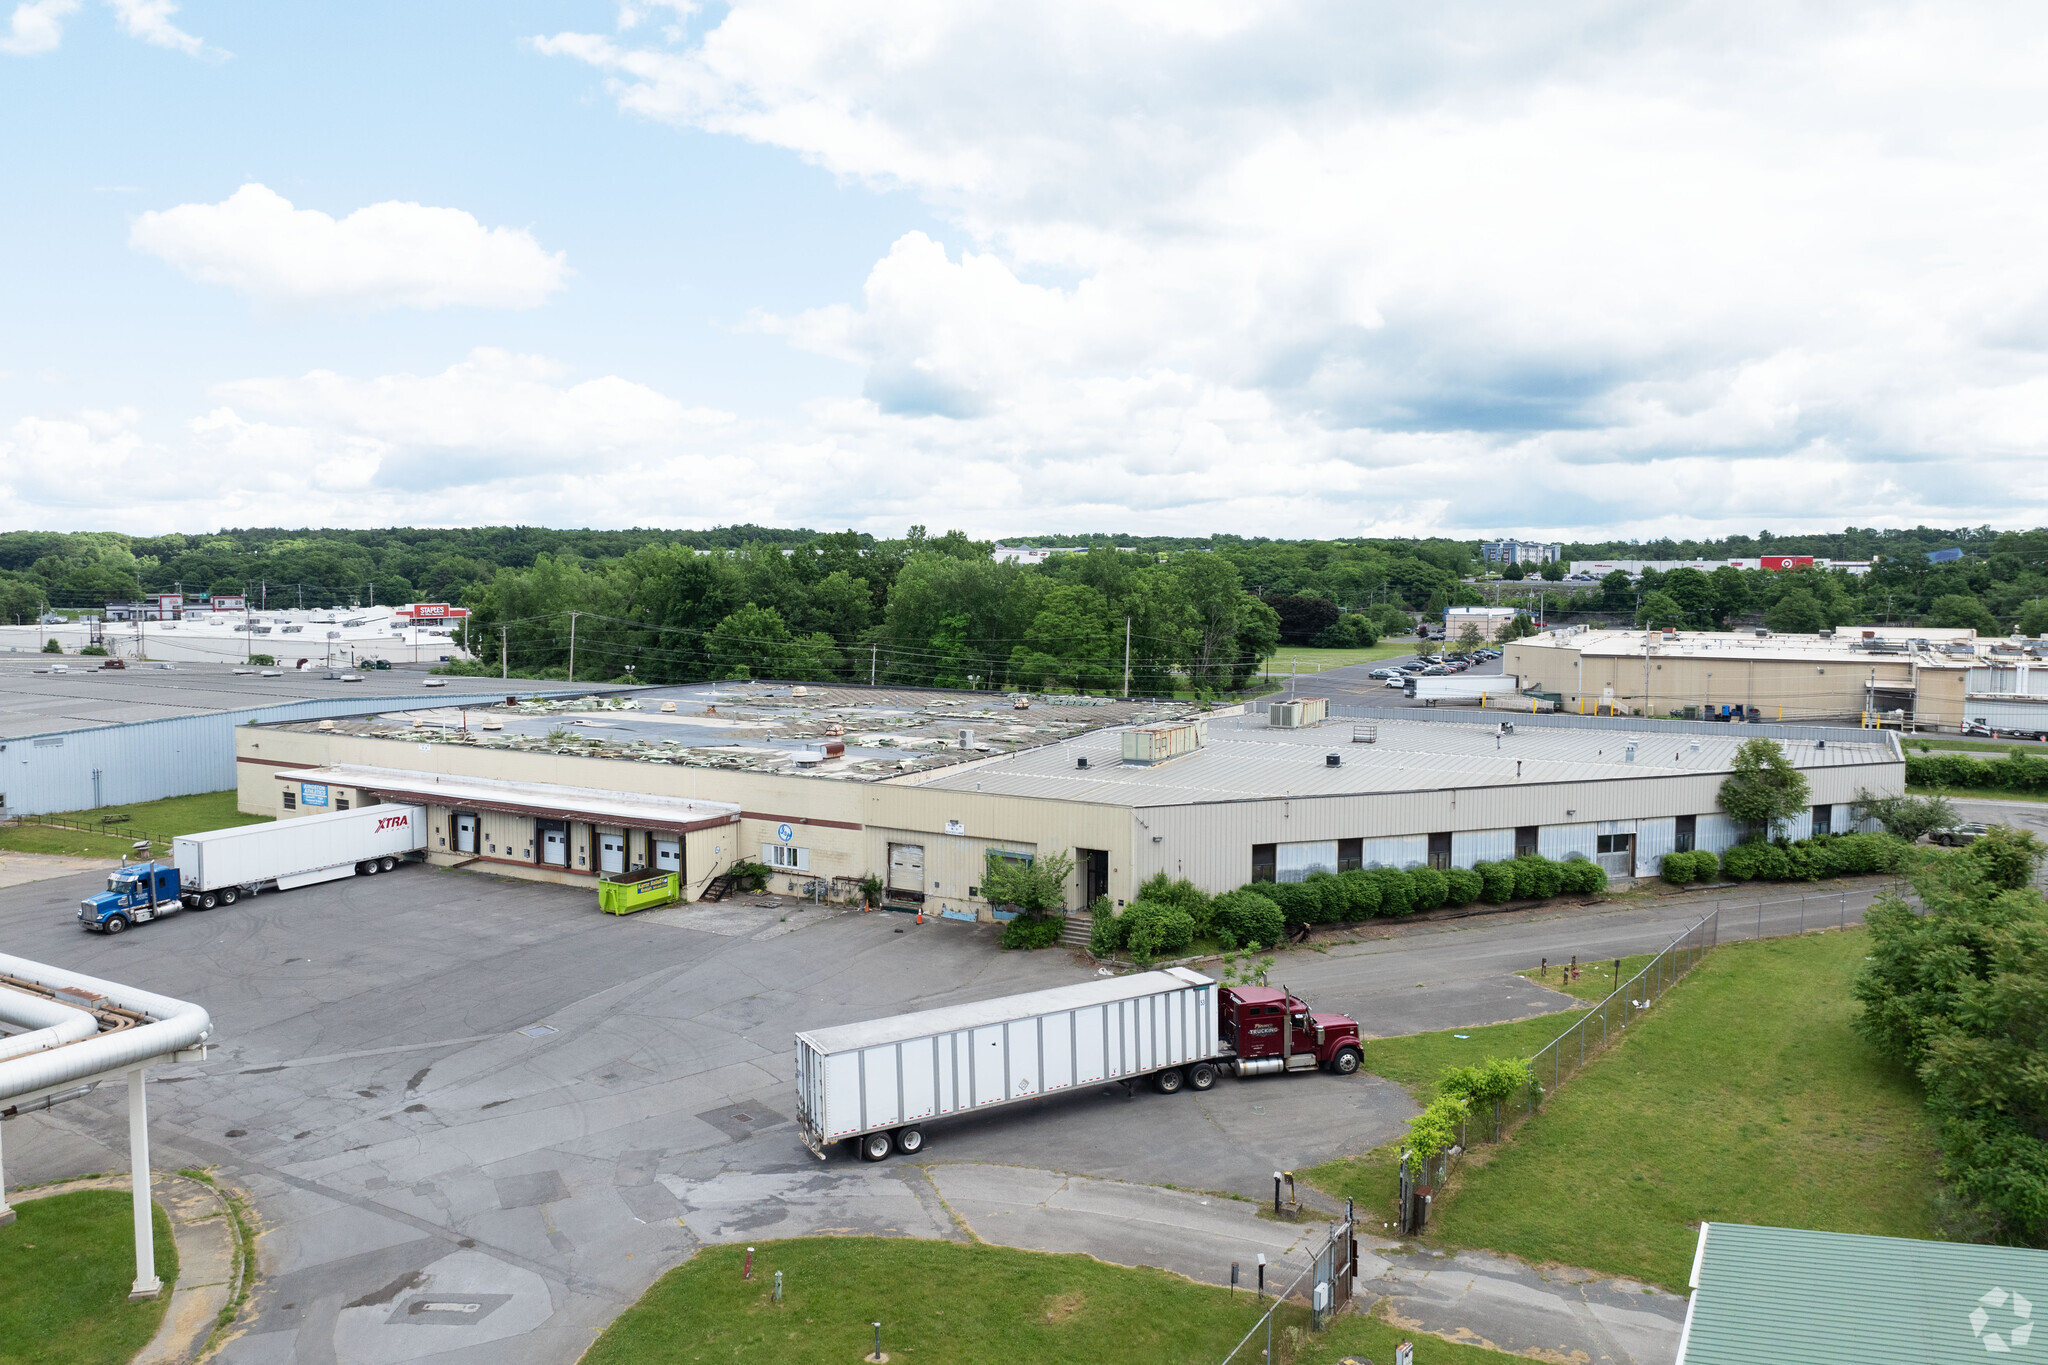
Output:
888,842,924,898
1310,1208,1356,1327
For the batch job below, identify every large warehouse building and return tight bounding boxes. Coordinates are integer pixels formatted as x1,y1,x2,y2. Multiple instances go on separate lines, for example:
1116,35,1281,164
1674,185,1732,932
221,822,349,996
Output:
0,660,601,815
1504,625,2008,728
235,684,1905,917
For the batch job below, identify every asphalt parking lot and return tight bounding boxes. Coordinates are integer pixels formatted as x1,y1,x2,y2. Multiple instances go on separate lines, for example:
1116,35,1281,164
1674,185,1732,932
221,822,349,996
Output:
1269,651,1507,709
2,858,1815,1363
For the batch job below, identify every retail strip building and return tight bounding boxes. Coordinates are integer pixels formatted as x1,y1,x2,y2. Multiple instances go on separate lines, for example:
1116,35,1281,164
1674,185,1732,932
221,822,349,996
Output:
236,684,1906,917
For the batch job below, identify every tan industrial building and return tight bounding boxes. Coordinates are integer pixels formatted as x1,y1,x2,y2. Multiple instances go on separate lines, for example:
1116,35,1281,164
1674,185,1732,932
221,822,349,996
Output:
234,684,1905,912
1502,626,2011,729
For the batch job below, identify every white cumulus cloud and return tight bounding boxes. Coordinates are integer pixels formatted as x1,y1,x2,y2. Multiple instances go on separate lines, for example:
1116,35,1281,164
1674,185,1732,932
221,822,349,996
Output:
532,0,2048,538
106,0,209,56
130,184,570,311
0,0,77,55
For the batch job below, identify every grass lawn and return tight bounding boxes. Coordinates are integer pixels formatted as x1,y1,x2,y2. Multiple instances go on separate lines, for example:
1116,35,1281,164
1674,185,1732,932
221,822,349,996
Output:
1905,738,2048,754
0,791,265,860
1518,953,1657,1003
1906,784,2048,804
1304,1008,1589,1227
582,1238,1524,1365
1262,643,1419,675
1427,930,1943,1290
0,1189,177,1365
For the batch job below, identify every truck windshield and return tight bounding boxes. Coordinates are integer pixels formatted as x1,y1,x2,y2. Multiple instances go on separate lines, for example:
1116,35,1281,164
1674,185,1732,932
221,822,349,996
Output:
108,874,134,891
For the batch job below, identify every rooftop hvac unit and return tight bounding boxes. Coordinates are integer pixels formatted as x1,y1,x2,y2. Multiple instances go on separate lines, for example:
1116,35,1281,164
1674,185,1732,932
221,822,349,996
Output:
1325,753,1341,767
1352,723,1378,744
957,728,975,750
1267,697,1328,729
1121,720,1205,764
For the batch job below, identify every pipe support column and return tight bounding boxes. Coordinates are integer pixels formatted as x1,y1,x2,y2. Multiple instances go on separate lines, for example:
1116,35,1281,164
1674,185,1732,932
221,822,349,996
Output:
127,1066,159,1301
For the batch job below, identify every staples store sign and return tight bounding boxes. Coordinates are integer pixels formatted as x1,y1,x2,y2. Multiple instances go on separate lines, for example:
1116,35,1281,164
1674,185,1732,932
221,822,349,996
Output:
398,603,468,620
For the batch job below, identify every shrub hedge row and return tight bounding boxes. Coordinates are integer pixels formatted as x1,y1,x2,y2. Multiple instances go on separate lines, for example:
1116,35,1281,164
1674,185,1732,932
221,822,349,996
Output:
1664,831,1909,885
1907,751,2048,793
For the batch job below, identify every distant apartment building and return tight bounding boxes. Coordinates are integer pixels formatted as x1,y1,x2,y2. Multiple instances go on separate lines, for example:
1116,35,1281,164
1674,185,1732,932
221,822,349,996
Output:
1481,539,1563,566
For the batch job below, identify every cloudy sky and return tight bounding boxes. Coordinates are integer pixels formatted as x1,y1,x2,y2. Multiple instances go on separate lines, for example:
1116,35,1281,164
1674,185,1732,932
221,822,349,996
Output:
5,1,2047,540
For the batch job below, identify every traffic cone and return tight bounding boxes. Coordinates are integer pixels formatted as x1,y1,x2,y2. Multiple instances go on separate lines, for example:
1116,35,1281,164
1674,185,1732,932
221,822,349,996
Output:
916,908,924,924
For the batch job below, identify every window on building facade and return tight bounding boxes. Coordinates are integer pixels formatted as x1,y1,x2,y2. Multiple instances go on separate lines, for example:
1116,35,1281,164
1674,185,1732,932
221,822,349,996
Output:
1427,832,1452,870
1515,825,1539,858
282,788,295,810
1337,838,1363,872
1596,833,1632,854
1812,804,1832,836
1251,843,1277,883
1674,814,1696,852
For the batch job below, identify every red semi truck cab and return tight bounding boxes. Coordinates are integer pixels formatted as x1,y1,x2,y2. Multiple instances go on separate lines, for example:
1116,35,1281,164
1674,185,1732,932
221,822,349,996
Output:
1218,985,1363,1076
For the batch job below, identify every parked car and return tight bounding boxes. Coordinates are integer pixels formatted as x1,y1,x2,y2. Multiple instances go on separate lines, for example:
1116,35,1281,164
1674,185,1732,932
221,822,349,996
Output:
1929,822,1990,847
1368,667,1399,679
1384,677,1406,689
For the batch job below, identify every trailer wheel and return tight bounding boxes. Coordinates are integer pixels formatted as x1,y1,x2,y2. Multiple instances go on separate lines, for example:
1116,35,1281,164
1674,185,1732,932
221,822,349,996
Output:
198,892,218,910
894,1126,925,1155
859,1131,893,1162
363,859,381,876
1187,1062,1218,1091
103,915,129,934
220,887,240,905
1153,1067,1185,1094
1330,1047,1362,1076
379,856,397,872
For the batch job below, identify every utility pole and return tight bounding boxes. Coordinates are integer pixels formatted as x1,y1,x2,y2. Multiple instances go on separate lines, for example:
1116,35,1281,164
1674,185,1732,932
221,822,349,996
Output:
567,610,580,682
1123,616,1131,698
500,625,508,680
871,644,878,687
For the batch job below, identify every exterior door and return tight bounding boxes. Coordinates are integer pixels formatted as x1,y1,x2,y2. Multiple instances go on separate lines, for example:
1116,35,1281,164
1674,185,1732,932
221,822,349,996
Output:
455,813,477,854
599,832,626,875
654,838,681,873
542,827,568,867
1596,833,1634,879
888,842,924,897
1079,848,1109,904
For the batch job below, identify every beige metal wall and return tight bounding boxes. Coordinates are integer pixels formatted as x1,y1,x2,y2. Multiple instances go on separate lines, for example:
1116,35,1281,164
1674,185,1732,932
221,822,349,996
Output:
1506,640,1967,725
1127,757,1902,891
240,726,1137,913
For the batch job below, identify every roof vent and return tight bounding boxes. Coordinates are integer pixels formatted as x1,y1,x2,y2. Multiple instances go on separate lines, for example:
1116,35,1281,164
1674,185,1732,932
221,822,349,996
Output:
1326,753,1341,767
1754,628,1770,637
1076,755,1090,769
660,700,677,713
317,719,334,731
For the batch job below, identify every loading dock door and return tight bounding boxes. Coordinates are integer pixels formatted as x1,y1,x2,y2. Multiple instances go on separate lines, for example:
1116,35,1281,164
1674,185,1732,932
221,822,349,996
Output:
542,827,568,867
599,832,626,875
888,842,925,899
654,838,681,873
455,813,477,854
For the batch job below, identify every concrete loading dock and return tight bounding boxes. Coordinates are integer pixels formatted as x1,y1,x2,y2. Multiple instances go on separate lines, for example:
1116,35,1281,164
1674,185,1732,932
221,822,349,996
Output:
237,683,1907,916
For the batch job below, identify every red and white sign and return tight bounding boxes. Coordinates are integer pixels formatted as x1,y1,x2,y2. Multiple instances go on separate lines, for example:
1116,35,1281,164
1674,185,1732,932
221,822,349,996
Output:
1759,556,1815,571
397,602,467,620
152,593,183,609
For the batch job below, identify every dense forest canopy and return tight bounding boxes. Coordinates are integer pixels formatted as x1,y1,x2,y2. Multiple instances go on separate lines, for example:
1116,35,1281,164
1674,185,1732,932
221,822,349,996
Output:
2,524,2044,690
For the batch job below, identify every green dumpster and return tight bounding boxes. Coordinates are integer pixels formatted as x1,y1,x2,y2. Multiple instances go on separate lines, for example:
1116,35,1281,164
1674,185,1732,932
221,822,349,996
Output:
597,870,680,915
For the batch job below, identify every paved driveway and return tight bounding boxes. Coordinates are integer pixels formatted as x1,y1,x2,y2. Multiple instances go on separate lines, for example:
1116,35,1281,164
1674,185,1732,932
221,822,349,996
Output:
1,862,1835,1364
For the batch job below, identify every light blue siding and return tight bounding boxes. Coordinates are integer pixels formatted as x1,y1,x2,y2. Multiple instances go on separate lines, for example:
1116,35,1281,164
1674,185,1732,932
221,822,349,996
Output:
1452,829,1514,866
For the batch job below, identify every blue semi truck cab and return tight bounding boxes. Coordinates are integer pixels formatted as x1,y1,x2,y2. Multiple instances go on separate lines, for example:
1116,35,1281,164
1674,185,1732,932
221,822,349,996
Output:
79,862,187,934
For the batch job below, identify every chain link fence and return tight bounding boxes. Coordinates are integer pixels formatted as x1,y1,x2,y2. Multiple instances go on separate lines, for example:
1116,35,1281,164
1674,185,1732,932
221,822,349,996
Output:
1215,1206,1357,1365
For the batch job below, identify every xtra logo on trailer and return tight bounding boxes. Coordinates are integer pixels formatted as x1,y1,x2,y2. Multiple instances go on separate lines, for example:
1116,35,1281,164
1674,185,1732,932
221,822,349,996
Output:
375,814,410,832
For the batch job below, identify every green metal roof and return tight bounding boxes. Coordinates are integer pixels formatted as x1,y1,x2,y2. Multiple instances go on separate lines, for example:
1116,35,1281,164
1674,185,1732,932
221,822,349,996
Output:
1680,1222,2048,1364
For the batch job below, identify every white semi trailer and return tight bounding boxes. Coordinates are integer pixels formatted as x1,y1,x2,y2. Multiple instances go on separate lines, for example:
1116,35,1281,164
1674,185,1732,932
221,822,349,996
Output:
794,967,1365,1161
79,804,428,930
1404,673,1520,705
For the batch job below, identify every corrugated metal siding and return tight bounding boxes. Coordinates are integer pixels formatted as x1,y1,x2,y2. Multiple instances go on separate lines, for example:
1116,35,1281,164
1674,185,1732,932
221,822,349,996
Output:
1276,841,1337,880
1695,812,1743,854
1360,834,1427,868
1540,822,1598,861
1250,700,1896,748
1,694,574,816
1780,810,1813,842
1636,816,1677,865
1452,828,1513,866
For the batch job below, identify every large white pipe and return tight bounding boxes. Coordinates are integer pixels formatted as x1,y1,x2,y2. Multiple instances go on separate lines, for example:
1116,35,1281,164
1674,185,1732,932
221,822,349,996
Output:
0,954,211,1100
0,985,99,1061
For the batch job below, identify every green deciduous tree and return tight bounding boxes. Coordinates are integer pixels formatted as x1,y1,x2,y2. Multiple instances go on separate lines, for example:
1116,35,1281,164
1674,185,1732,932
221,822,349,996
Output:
981,848,1078,916
1718,738,1811,839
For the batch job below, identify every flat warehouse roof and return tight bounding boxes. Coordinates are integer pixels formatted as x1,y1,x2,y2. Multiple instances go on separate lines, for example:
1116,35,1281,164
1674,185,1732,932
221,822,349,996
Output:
797,968,1213,1053
0,660,602,740
912,713,1900,807
281,765,740,833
